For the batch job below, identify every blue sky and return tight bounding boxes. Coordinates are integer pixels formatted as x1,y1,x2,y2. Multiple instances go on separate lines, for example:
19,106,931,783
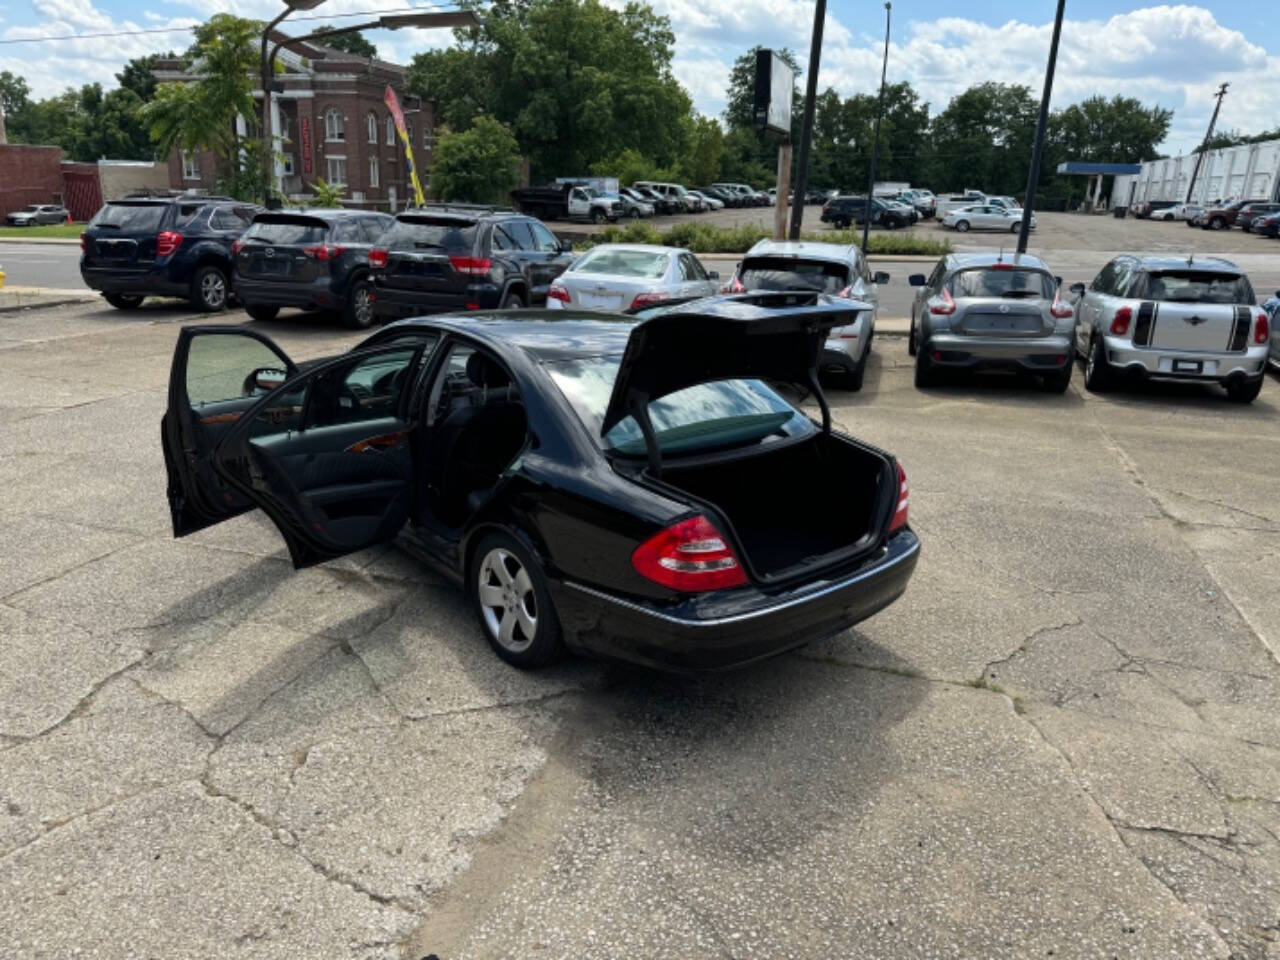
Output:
2,0,1277,156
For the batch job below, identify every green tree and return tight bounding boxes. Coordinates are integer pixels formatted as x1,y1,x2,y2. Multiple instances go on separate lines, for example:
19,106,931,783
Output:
1,71,30,120
1051,95,1172,163
924,82,1039,194
685,115,725,185
309,177,346,206
590,147,667,185
322,32,377,59
432,114,521,203
116,53,171,102
722,46,801,184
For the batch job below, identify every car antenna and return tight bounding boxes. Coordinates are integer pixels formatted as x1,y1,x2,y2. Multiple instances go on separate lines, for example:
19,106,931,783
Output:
997,246,1004,263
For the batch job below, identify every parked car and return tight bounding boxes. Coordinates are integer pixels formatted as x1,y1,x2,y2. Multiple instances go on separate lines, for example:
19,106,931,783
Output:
894,190,936,218
712,183,767,207
821,196,912,230
722,240,888,390
80,196,261,312
510,183,621,223
615,188,655,219
232,209,393,328
908,252,1073,391
1264,291,1280,373
941,204,1033,233
698,185,741,208
985,196,1022,212
686,189,723,211
635,186,679,216
6,203,69,226
634,181,700,213
547,244,719,312
935,192,989,217
160,298,919,670
1254,212,1280,238
1134,200,1179,219
1198,199,1268,230
1070,254,1269,403
369,206,574,320
1237,202,1280,232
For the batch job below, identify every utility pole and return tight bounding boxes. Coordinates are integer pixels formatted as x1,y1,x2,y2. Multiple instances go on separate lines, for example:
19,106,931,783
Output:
1017,0,1065,254
1184,82,1229,204
789,0,826,240
862,2,891,255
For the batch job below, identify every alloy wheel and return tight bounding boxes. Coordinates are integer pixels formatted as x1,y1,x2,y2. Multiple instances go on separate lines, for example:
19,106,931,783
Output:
201,271,227,309
477,547,538,653
353,286,373,326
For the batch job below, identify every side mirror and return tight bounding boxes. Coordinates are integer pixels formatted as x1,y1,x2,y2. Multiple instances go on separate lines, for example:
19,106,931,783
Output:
873,272,890,285
708,270,720,280
1069,282,1086,297
1274,289,1280,298
908,274,926,287
558,238,573,253
1054,276,1063,287
244,366,287,395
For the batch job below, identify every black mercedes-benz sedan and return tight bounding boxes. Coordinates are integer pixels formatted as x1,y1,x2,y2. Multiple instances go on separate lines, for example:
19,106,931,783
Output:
161,294,919,671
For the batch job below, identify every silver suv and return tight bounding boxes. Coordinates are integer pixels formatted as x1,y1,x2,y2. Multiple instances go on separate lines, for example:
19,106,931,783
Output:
1071,255,1269,403
908,252,1074,391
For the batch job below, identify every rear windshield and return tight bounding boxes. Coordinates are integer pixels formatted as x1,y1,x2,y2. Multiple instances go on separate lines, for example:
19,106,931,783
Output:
383,218,477,253
949,268,1055,300
572,249,669,279
1143,271,1254,304
90,203,167,232
738,257,850,295
545,357,813,457
242,219,328,245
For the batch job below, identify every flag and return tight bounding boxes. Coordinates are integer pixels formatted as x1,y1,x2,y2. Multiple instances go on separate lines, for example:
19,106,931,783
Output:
385,86,426,208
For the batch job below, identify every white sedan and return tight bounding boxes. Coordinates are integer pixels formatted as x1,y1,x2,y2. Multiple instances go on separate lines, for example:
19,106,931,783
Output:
547,244,722,312
942,204,1035,233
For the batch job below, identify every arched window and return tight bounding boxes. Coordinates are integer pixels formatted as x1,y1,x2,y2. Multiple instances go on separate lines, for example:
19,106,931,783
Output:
385,115,395,146
366,111,377,144
324,108,344,142
368,156,379,188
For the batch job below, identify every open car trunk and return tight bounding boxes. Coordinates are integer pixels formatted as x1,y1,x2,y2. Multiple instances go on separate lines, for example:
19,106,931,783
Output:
656,433,892,581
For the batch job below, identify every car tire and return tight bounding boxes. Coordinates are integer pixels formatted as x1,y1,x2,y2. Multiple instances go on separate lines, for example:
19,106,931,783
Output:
1209,217,1225,230
191,265,229,312
1225,377,1263,404
907,319,917,357
343,279,376,329
590,209,606,225
628,208,641,219
1083,334,1115,392
470,532,565,668
1043,354,1074,393
847,347,867,392
955,220,970,233
1010,222,1020,233
104,293,144,310
246,305,279,322
914,343,935,388
501,290,525,310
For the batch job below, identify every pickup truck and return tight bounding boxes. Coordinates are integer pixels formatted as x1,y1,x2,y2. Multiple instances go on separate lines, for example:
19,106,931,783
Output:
510,184,622,223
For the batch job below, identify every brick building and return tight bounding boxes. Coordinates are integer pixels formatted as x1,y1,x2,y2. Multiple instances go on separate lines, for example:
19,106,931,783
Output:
154,34,434,211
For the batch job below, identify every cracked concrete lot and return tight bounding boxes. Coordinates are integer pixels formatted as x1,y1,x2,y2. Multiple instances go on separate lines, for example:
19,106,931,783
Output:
1,299,1279,959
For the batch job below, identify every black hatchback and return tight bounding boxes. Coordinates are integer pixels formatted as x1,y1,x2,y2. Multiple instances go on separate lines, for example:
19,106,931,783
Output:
232,210,394,328
81,197,261,312
370,207,575,320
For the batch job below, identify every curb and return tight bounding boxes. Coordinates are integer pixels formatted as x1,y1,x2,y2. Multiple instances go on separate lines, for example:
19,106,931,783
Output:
0,285,96,314
0,296,94,314
0,236,81,246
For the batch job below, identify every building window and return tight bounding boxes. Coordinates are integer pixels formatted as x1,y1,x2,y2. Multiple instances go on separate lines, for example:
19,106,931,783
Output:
181,150,200,180
368,156,379,188
366,111,377,144
281,154,296,176
386,115,395,146
324,108,344,142
424,120,433,148
326,157,347,186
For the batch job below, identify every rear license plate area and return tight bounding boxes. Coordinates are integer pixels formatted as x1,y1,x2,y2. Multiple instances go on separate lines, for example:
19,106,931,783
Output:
1173,358,1203,374
963,314,1040,334
580,293,623,311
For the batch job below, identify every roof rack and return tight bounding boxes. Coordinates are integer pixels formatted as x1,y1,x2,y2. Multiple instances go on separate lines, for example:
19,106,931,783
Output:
403,202,515,215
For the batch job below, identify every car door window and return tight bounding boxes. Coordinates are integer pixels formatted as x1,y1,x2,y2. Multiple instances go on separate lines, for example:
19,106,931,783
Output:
491,225,520,252
1092,261,1118,294
1111,260,1134,297
211,207,250,232
331,220,363,245
359,217,389,244
183,330,304,438
305,346,425,428
502,221,534,250
527,220,560,253
678,254,706,281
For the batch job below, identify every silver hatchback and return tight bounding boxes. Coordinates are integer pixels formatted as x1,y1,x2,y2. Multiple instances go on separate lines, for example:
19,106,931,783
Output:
908,252,1075,391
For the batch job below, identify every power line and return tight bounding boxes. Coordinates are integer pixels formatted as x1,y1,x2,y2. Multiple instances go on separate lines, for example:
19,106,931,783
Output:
0,4,458,46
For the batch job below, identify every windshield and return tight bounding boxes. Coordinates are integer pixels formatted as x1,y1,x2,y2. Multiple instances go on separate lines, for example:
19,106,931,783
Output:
1144,271,1254,304
382,218,477,252
243,220,327,245
738,257,850,294
572,249,670,278
949,268,1055,299
545,357,813,456
90,203,167,232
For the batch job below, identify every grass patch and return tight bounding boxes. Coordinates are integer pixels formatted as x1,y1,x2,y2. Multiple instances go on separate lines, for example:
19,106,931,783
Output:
578,221,951,256
0,224,83,240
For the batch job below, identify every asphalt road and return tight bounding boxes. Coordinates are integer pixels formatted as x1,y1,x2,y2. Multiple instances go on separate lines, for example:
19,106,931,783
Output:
0,242,83,291
2,299,1278,959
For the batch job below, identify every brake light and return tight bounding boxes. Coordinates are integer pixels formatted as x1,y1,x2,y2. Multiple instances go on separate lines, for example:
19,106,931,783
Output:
79,232,86,252
720,274,745,294
547,282,570,303
630,291,668,309
1256,311,1271,345
888,462,910,533
303,244,346,262
449,255,491,277
928,287,956,315
368,248,388,268
991,262,1013,271
156,231,182,257
631,515,747,592
1050,292,1074,319
1110,305,1132,336
232,239,245,255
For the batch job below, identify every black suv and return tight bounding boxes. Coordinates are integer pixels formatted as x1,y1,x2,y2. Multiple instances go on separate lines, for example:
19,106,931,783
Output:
820,196,910,230
80,196,261,311
370,207,575,320
232,210,394,328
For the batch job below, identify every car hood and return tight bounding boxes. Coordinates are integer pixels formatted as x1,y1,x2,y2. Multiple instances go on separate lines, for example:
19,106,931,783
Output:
600,292,857,435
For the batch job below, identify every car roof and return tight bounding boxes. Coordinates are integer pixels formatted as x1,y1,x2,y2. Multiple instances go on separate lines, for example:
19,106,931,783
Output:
1131,255,1241,273
385,313,638,361
256,207,371,221
579,243,687,256
944,251,1051,270
745,240,858,263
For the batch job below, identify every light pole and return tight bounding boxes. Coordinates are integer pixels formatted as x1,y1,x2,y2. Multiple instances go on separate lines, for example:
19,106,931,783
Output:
1017,0,1065,254
260,9,481,202
261,0,327,204
789,0,826,239
861,2,891,254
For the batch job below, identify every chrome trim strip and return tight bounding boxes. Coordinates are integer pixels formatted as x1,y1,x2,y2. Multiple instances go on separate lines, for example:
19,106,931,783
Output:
563,534,920,629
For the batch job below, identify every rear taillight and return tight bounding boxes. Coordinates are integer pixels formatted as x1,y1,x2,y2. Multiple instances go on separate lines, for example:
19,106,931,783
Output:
303,244,346,262
1050,293,1074,319
79,232,86,252
1256,311,1271,345
720,275,745,294
368,248,388,268
547,282,570,303
631,514,748,592
449,255,491,277
928,287,956,315
630,291,668,309
888,462,910,534
232,239,245,255
1110,305,1132,336
156,230,182,257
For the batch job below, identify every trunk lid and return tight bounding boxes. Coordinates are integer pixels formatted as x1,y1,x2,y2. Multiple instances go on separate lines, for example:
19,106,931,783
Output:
83,201,170,268
955,299,1052,337
560,273,658,311
1137,269,1255,352
379,215,480,296
236,214,330,284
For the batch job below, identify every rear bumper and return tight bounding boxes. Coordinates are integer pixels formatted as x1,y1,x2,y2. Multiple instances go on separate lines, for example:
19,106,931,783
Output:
371,283,501,318
234,275,343,311
551,530,920,672
926,332,1073,371
80,265,187,298
1101,337,1268,383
